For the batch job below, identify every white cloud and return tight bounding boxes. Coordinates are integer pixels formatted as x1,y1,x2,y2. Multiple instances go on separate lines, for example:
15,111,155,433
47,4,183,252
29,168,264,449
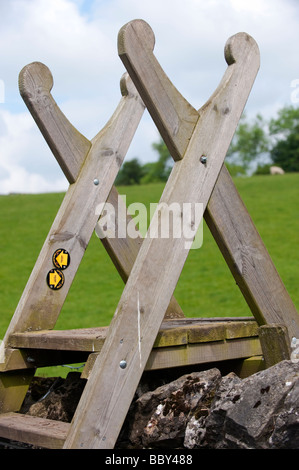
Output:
0,109,68,194
0,0,299,194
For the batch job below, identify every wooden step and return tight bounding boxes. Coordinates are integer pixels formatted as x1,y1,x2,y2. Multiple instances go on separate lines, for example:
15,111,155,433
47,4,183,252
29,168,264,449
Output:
8,317,258,351
0,412,69,449
5,318,261,374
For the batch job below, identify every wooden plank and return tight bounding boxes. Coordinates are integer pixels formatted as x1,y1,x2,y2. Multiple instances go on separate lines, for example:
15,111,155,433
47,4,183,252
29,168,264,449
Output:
0,413,69,449
9,328,107,352
19,62,91,184
0,348,88,372
146,337,262,370
118,20,259,162
224,319,259,339
81,336,262,379
0,349,31,372
8,319,258,351
236,356,264,378
119,20,299,340
0,372,34,413
258,324,291,368
64,22,260,449
118,22,199,162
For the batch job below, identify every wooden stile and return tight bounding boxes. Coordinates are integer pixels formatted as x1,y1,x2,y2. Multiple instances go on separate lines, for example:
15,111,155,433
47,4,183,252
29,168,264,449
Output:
0,19,298,450
64,21,262,449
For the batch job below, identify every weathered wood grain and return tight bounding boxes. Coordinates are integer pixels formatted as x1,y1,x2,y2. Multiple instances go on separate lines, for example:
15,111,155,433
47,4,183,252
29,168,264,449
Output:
258,324,291,368
18,62,184,323
119,19,299,341
0,413,69,449
146,337,262,370
0,371,34,413
64,21,260,449
118,21,199,162
82,336,262,379
0,70,144,413
1,72,144,342
8,318,258,351
19,62,91,184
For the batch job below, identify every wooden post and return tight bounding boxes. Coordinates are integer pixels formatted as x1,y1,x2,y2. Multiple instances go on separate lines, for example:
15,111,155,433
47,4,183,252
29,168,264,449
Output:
258,324,291,368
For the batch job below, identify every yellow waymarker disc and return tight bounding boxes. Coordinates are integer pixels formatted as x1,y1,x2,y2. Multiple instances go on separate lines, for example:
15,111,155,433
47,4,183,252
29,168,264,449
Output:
47,269,64,290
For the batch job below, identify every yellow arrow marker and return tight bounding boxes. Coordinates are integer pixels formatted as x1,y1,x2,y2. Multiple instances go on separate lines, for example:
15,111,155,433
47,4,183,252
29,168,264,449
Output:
49,270,62,288
55,251,69,269
52,248,70,270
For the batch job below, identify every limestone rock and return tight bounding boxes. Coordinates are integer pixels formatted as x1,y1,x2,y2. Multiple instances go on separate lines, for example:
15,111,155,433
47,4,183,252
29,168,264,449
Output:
126,369,221,448
184,371,241,448
19,361,299,449
202,360,299,449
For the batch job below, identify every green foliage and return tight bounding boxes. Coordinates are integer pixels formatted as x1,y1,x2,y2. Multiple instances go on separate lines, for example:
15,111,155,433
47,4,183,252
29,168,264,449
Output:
254,163,272,175
116,138,172,186
226,113,269,172
268,106,299,172
225,162,246,177
115,158,144,185
226,105,299,174
270,129,299,172
269,105,299,138
149,138,173,181
117,104,299,183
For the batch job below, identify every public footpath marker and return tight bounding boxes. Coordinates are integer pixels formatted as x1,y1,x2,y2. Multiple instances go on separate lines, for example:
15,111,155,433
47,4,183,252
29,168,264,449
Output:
0,20,298,449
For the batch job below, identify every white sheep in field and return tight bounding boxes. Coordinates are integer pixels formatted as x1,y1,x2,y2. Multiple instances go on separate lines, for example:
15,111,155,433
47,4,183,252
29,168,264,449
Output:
270,166,285,175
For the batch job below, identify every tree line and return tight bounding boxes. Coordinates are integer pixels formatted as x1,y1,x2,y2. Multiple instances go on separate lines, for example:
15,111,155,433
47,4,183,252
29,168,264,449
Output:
115,104,299,185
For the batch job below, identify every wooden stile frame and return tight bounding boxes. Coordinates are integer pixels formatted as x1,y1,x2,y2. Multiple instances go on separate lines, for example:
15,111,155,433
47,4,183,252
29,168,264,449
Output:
0,19,298,449
0,67,146,408
66,22,263,448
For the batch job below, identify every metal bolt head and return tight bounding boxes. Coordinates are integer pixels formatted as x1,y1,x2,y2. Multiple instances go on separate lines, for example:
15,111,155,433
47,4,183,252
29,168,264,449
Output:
119,360,127,369
93,178,99,186
200,155,207,164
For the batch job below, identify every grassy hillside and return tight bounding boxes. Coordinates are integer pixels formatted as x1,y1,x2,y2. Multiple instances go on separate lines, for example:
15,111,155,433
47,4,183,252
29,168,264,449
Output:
1,173,298,342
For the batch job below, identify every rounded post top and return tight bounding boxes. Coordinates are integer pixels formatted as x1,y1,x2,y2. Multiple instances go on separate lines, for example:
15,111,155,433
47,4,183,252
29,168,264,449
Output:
224,32,260,67
118,19,155,57
19,61,54,99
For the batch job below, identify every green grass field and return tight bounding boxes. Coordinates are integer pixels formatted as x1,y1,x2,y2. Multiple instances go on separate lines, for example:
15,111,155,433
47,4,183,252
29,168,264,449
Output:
1,173,298,345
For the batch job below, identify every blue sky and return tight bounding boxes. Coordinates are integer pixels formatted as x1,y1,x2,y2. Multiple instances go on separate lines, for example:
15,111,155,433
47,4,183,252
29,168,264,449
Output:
0,0,299,193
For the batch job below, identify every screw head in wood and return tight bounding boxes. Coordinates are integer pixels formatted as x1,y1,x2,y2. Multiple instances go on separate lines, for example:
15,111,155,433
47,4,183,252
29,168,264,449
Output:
119,360,127,369
93,178,99,185
200,155,207,164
